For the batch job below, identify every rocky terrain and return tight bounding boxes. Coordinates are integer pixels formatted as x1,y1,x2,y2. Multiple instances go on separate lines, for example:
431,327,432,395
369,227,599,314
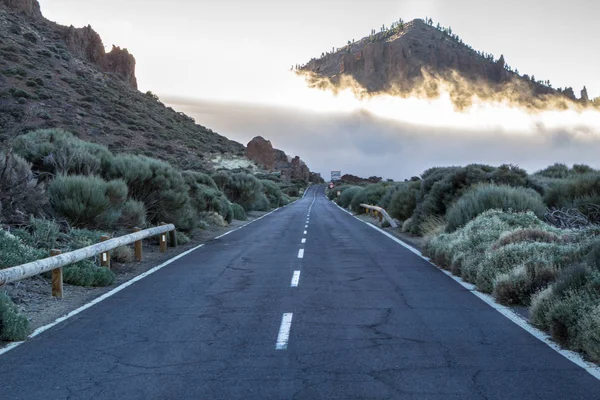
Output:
299,19,597,110
246,136,311,182
0,0,246,171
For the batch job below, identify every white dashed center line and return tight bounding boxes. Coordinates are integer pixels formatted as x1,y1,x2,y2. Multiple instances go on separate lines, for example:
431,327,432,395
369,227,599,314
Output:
301,238,306,244
298,249,304,258
291,271,301,287
303,230,307,235
276,313,293,350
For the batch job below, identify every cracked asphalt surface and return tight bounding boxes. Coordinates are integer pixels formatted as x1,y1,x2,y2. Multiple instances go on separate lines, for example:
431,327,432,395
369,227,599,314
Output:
1,184,600,399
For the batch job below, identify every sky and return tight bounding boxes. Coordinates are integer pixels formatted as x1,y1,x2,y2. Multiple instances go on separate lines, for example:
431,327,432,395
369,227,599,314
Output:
37,0,600,179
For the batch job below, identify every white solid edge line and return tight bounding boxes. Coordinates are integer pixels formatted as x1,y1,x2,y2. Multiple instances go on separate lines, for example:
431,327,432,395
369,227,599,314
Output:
346,208,600,381
0,242,205,356
276,313,293,350
0,205,288,357
291,271,301,287
301,238,306,244
297,249,304,259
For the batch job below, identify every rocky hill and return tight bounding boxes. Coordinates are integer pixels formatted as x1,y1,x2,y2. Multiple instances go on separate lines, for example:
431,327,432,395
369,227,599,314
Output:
0,0,245,171
246,136,311,182
299,19,596,109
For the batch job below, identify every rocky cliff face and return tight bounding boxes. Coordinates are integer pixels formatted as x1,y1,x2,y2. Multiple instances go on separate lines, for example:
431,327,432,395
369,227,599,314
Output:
61,25,137,88
0,0,41,18
1,0,137,88
0,1,244,170
246,137,311,182
300,19,588,109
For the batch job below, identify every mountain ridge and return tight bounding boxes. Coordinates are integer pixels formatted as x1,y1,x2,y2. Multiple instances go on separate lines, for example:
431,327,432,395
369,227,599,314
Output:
298,18,597,109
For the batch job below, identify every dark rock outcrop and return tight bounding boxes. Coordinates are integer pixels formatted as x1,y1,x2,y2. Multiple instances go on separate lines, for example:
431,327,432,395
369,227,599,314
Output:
246,137,312,182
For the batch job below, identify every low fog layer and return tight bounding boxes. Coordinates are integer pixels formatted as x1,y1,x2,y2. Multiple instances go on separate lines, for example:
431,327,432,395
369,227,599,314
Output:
165,97,600,181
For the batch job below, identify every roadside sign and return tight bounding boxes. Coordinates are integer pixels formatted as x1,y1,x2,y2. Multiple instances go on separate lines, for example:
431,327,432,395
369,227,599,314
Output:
329,183,334,189
331,171,341,181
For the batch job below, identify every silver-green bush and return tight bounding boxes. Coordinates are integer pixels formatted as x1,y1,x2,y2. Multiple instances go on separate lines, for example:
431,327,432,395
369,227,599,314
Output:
48,175,128,227
445,184,546,232
0,291,30,341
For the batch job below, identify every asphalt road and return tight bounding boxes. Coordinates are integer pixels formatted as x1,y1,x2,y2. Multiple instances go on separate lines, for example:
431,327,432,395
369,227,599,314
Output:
1,184,600,399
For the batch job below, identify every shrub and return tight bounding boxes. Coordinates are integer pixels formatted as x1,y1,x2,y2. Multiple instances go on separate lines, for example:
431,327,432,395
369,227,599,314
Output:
423,210,545,277
337,186,361,209
261,179,284,208
388,182,419,221
111,246,133,263
231,203,247,220
0,230,47,269
222,173,264,211
254,193,270,211
201,212,227,227
586,240,600,270
0,152,46,225
0,292,30,341
182,170,217,189
13,129,113,177
106,155,192,229
491,228,560,250
535,163,570,179
118,199,147,228
65,228,105,250
185,178,231,223
535,163,597,179
48,175,127,227
544,172,600,209
475,241,585,293
493,261,558,305
350,183,388,214
176,231,191,245
63,260,115,287
445,184,546,232
211,171,231,191
545,289,598,348
15,217,63,250
408,164,540,235
579,305,600,362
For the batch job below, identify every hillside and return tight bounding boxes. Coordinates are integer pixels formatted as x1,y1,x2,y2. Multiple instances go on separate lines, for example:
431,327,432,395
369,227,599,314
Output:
298,19,596,109
0,0,244,171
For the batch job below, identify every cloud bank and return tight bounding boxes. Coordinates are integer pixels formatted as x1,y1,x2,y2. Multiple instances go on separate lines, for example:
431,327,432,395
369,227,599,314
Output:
164,96,600,181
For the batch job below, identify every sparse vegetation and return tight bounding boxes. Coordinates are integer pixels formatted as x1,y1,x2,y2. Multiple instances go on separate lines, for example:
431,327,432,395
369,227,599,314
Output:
329,162,600,362
445,184,546,232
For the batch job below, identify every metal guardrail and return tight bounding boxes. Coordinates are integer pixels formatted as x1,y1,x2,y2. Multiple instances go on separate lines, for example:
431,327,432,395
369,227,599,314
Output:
0,224,176,298
360,204,398,228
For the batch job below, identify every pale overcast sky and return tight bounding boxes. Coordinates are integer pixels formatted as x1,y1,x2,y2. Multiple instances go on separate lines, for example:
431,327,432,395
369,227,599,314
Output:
38,0,599,101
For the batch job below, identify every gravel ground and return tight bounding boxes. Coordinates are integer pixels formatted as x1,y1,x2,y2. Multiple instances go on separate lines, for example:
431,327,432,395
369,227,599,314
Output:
1,212,267,338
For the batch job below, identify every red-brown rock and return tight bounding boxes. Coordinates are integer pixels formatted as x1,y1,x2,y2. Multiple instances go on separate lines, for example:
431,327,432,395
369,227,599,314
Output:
246,137,312,182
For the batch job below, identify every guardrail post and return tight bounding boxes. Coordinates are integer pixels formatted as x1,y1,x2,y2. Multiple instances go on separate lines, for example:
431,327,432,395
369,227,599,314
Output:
169,228,177,248
100,235,111,269
159,224,167,253
50,249,63,299
133,227,143,262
